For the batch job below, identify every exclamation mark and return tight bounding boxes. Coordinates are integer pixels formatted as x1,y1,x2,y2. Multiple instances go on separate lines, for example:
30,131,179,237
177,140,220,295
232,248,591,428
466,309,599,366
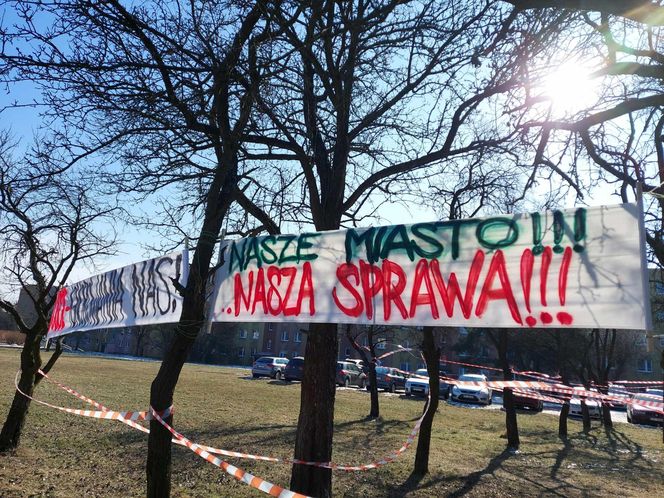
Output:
520,249,536,327
573,208,586,253
557,246,574,325
552,210,565,254
539,246,553,324
531,213,544,255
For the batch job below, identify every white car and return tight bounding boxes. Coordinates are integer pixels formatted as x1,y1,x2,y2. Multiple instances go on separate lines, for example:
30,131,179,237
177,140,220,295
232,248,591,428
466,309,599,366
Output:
451,373,492,405
568,387,601,418
405,368,450,399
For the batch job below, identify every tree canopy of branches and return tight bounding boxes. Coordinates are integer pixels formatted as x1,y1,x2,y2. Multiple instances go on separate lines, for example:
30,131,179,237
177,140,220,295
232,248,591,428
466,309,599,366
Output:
0,132,116,451
239,2,564,494
1,1,281,493
503,0,664,267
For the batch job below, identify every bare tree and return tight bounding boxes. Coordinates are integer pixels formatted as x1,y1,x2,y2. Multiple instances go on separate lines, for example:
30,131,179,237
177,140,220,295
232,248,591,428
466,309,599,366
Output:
0,133,116,451
1,2,281,494
245,2,560,494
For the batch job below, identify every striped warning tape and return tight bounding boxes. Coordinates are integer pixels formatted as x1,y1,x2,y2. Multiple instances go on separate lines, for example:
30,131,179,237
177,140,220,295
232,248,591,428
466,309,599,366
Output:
19,371,310,497
440,359,503,372
29,369,427,471
449,378,664,413
14,371,171,421
610,380,664,385
149,408,310,498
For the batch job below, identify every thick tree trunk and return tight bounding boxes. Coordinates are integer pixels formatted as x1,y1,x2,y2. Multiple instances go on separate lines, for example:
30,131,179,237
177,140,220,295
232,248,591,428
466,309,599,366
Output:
581,400,591,432
290,322,338,498
559,399,570,439
503,387,520,449
491,329,519,449
146,201,225,496
601,403,613,428
412,327,440,476
146,330,197,497
0,333,42,452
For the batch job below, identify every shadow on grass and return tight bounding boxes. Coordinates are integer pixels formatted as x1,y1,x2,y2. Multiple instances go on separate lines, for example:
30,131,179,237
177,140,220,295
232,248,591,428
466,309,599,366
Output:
444,448,513,498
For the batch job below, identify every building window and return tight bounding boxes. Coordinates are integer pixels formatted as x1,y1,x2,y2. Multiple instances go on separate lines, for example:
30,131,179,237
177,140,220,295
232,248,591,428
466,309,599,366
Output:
660,336,664,348
292,350,299,357
251,348,257,356
267,339,272,350
239,329,247,339
637,358,653,373
655,282,664,295
281,331,289,342
238,347,245,358
252,330,259,340
294,331,302,343
401,362,411,372
656,311,664,322
279,351,288,358
376,339,386,350
362,336,369,347
636,334,647,347
344,348,351,357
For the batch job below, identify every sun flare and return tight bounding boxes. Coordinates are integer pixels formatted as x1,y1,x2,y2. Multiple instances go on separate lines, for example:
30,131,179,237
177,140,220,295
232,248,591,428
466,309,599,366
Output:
541,62,600,115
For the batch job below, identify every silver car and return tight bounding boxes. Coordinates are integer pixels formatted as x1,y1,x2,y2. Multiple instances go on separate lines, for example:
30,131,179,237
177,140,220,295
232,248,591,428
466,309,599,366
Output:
450,373,492,405
252,356,289,380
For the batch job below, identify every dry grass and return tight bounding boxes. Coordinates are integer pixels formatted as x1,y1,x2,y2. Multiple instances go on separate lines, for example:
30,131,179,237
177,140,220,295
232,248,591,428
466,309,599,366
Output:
0,348,662,497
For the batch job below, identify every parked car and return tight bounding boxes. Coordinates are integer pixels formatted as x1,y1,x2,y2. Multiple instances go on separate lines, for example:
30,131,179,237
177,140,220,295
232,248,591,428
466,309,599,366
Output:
345,358,368,373
568,387,601,418
336,361,366,388
627,393,664,426
450,373,492,405
370,366,407,393
284,356,305,382
405,368,450,399
511,388,543,412
252,356,289,380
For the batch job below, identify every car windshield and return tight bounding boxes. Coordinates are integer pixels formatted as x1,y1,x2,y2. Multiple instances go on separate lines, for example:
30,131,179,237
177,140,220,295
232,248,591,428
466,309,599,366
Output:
256,357,273,363
459,374,485,382
375,367,389,374
288,358,304,366
415,369,428,376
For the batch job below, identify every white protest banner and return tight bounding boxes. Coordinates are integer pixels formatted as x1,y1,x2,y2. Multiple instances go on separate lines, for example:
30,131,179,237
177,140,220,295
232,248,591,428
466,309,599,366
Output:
47,251,188,339
211,204,651,330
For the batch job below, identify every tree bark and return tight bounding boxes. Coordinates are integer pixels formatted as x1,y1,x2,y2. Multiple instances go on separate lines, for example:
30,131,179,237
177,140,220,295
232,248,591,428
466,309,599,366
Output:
0,333,42,452
146,330,197,497
601,402,613,428
290,322,338,498
489,329,519,449
412,327,440,476
581,400,591,432
367,362,379,419
503,387,520,449
558,398,570,439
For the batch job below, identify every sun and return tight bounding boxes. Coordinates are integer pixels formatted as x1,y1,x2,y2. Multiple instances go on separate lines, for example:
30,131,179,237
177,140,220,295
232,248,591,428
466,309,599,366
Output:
540,61,600,116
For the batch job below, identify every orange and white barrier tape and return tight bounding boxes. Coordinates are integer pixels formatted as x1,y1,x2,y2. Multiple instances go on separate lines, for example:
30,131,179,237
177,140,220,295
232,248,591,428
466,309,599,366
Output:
15,371,172,422
21,370,309,497
449,378,664,413
441,359,503,372
149,408,310,498
610,380,664,385
25,369,427,472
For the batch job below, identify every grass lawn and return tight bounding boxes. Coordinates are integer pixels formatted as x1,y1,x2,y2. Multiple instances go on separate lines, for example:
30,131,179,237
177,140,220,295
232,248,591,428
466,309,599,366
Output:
0,348,662,497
